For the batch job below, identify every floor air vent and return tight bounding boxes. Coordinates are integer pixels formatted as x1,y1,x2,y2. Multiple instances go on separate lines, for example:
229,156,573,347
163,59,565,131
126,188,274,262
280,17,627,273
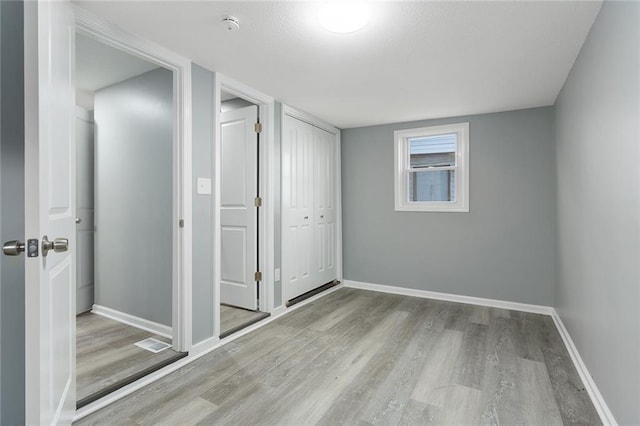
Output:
134,337,171,353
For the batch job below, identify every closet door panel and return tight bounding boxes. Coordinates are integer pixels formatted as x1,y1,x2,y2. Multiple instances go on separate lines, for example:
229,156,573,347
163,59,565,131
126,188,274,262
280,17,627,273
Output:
282,115,315,300
314,127,337,285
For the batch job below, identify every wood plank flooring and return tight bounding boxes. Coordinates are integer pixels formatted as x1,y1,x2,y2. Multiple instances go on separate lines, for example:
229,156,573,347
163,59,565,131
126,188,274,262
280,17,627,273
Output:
76,313,179,402
77,288,601,425
220,305,269,337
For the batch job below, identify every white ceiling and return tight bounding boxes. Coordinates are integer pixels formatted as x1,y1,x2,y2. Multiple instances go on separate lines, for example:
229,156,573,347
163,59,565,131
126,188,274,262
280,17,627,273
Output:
73,1,602,129
75,32,158,93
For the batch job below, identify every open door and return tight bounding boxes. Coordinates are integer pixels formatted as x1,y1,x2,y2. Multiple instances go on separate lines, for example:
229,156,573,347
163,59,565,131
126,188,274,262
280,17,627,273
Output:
220,105,259,311
24,0,76,423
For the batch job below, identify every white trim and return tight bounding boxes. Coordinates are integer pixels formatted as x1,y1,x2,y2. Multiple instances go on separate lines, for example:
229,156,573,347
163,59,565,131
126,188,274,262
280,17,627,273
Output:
335,131,344,282
74,6,193,352
343,280,553,315
394,122,469,212
91,305,172,339
550,310,617,426
74,283,343,421
214,73,276,327
282,104,339,135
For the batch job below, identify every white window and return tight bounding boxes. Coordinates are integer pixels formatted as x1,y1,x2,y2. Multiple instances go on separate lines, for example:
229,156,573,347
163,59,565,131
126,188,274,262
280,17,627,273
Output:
394,122,469,212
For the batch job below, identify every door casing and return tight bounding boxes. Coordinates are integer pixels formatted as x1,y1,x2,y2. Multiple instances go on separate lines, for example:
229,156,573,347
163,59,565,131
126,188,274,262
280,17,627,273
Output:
214,74,275,339
281,104,343,303
74,6,193,353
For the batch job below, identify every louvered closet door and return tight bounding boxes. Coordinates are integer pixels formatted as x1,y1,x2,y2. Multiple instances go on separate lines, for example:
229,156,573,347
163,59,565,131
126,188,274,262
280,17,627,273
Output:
282,115,315,300
313,127,337,286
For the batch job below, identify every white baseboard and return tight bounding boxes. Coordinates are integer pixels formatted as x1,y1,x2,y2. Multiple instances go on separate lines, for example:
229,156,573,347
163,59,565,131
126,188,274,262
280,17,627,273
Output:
550,310,617,425
343,279,615,425
343,280,553,315
92,304,172,339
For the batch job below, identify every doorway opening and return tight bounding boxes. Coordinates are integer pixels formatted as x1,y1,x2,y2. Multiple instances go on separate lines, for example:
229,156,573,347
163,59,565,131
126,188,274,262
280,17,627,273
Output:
218,91,270,338
74,31,186,408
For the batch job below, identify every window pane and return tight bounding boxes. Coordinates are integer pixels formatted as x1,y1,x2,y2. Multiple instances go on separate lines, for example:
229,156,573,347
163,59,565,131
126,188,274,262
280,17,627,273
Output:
409,134,456,168
409,170,456,202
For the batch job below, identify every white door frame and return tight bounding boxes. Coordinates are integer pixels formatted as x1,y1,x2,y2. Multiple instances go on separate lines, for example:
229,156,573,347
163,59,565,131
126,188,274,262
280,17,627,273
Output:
73,7,193,352
213,74,275,338
281,104,343,298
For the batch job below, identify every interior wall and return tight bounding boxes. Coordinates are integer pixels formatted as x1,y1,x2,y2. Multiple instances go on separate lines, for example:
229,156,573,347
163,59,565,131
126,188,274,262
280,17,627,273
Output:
75,108,95,314
94,67,173,326
554,1,639,424
341,107,556,305
0,0,25,422
191,63,215,344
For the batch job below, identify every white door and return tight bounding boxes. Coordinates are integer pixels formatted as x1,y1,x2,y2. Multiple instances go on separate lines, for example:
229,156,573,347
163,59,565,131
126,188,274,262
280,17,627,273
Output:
24,1,76,423
220,105,258,310
75,108,94,314
313,127,337,286
282,115,315,301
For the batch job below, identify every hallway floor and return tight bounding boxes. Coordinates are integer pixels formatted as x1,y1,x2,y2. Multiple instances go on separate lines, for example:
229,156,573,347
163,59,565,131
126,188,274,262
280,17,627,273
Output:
76,313,179,404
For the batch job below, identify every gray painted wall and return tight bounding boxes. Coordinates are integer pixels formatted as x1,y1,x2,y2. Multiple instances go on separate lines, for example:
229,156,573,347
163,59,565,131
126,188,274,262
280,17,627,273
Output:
94,68,173,326
0,1,25,422
341,107,556,305
191,63,214,343
554,2,639,424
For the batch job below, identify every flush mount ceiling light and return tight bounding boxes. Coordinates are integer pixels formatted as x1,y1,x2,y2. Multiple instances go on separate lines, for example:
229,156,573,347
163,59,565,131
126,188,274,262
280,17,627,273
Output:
318,1,371,34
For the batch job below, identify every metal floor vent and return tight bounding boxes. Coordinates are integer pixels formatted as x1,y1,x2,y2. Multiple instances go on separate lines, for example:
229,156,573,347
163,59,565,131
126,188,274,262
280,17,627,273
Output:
134,337,171,353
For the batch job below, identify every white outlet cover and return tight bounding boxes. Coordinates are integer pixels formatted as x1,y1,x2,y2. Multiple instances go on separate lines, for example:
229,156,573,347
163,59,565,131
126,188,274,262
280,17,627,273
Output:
197,177,212,195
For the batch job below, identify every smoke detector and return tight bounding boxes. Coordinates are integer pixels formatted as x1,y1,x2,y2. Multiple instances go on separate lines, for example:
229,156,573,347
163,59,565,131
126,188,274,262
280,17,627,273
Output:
222,15,240,31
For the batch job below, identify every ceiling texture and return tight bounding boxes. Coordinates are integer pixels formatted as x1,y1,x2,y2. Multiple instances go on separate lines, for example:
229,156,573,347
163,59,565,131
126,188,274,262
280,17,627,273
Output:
74,1,602,129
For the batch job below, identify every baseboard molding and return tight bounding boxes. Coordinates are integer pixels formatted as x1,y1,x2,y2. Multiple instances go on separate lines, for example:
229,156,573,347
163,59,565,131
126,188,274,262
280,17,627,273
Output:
343,279,615,425
343,280,553,315
92,304,172,339
550,310,617,425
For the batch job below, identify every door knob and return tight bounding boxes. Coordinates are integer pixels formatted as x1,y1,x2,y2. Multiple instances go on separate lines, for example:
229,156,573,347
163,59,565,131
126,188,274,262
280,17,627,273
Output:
42,235,69,257
75,217,81,224
2,240,25,256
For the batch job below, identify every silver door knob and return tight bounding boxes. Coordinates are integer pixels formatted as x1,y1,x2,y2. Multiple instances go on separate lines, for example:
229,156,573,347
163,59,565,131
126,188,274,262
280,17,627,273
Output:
2,240,25,256
75,217,81,224
42,235,69,257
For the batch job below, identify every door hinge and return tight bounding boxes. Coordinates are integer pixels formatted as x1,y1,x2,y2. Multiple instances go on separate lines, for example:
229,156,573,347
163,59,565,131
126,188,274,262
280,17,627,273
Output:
254,271,262,282
179,219,184,228
254,197,262,207
255,122,262,133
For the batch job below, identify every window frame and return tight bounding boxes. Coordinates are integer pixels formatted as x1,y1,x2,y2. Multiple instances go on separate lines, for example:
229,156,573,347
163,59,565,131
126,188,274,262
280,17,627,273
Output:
394,122,469,212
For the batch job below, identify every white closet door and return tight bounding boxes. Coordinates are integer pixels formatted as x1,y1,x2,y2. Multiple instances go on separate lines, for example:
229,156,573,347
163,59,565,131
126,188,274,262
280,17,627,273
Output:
220,105,258,310
282,115,315,300
313,127,337,285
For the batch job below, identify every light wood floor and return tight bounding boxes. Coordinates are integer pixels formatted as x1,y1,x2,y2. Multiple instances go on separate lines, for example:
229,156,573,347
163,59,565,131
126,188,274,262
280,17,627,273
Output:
220,304,269,336
76,313,179,402
77,288,600,425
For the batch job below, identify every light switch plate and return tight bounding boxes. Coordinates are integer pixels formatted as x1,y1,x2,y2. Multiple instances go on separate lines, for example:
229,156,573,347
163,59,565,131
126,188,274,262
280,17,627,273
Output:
274,268,281,282
197,178,212,195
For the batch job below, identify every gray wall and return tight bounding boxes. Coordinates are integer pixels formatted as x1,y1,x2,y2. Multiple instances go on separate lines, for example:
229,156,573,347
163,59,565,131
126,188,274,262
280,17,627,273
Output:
554,2,639,424
191,63,214,343
0,1,25,423
341,107,556,305
94,68,173,326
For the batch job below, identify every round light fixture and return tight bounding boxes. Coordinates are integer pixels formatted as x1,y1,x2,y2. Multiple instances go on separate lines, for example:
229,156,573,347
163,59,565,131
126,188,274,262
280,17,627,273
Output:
318,1,371,34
